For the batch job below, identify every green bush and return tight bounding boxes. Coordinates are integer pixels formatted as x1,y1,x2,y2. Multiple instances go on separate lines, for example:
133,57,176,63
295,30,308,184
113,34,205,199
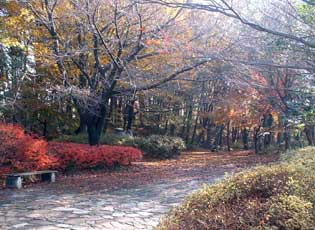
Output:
230,141,243,150
101,133,135,146
54,133,135,146
135,135,186,159
157,147,315,230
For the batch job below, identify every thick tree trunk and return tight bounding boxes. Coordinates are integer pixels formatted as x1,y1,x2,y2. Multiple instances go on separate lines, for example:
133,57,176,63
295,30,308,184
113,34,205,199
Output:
79,99,108,145
305,125,315,146
263,131,272,147
170,124,176,136
87,123,103,145
75,115,88,134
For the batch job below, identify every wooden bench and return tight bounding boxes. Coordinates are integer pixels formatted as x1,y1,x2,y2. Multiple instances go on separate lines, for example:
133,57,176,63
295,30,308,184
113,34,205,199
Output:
5,170,58,189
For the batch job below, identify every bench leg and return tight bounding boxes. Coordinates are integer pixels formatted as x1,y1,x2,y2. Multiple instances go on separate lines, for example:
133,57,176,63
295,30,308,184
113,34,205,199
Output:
6,176,22,189
41,173,56,183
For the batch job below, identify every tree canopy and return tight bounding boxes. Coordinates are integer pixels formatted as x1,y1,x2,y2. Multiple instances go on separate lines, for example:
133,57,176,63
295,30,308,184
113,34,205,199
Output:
0,0,314,152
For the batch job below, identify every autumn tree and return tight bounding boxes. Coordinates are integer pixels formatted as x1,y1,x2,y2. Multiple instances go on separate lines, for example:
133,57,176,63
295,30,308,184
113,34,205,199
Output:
21,0,217,145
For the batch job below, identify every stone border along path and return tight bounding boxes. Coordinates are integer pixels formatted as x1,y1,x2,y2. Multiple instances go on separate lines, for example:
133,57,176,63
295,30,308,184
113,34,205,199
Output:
0,169,231,230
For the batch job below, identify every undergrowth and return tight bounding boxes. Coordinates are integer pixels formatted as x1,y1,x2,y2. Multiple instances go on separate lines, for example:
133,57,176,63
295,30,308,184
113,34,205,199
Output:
158,147,315,230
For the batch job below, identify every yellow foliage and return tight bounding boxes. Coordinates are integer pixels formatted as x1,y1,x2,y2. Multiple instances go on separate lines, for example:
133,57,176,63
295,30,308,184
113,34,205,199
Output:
1,2,34,48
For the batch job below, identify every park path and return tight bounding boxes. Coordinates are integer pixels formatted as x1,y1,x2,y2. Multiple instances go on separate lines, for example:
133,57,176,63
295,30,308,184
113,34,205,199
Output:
0,151,277,230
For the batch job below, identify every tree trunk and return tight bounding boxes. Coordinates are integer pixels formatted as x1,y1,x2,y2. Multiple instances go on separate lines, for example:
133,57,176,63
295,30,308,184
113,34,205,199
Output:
43,120,47,138
75,114,88,134
284,123,291,151
198,117,208,145
218,125,224,148
108,96,115,126
191,115,199,145
232,127,238,143
126,100,135,132
117,97,123,128
227,121,231,151
138,95,145,128
253,127,260,154
206,122,213,149
185,104,193,143
87,124,102,145
213,125,224,151
170,124,176,136
164,119,169,135
81,101,108,146
242,128,249,150
305,125,315,146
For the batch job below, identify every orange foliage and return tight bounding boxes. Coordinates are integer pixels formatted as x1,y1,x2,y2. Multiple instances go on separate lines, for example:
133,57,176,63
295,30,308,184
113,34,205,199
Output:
48,142,143,171
0,123,53,174
0,123,143,174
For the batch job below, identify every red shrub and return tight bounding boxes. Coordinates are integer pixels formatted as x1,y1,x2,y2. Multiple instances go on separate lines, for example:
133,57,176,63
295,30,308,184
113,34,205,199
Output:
0,123,55,174
48,142,143,171
0,123,142,174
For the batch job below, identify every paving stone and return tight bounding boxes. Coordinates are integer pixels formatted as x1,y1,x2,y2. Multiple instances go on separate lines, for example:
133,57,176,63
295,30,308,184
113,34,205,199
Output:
27,212,44,218
64,218,86,225
5,217,21,222
124,213,141,218
70,226,89,230
86,220,96,225
72,210,90,215
111,221,133,229
112,211,125,217
84,216,103,221
101,206,115,211
5,211,17,217
102,215,114,219
138,211,153,217
12,223,29,228
56,224,74,228
36,225,64,230
101,222,114,228
116,217,137,224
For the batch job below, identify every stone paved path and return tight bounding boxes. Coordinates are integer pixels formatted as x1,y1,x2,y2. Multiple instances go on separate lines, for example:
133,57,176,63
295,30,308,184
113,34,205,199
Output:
0,151,277,230
0,173,226,230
